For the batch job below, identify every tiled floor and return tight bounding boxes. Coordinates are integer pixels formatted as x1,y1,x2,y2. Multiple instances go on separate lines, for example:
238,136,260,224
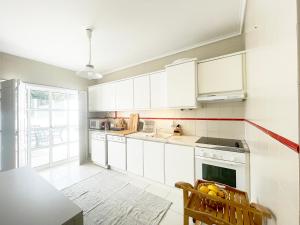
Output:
38,161,195,225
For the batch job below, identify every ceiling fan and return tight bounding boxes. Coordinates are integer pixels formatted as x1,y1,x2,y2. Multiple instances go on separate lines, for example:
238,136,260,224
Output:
77,28,103,80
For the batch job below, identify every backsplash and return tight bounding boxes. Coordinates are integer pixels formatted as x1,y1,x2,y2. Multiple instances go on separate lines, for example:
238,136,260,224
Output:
106,101,245,139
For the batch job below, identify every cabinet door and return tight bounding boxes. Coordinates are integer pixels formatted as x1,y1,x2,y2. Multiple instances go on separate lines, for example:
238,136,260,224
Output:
150,71,167,109
198,54,244,94
166,61,197,108
165,144,194,186
126,138,143,176
102,82,115,111
88,85,102,112
143,141,164,183
108,141,126,170
134,75,150,110
115,79,134,110
91,138,106,166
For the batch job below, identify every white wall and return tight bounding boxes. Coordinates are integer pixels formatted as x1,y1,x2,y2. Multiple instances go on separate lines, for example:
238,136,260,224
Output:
93,35,245,84
244,0,299,224
0,52,89,90
111,102,245,139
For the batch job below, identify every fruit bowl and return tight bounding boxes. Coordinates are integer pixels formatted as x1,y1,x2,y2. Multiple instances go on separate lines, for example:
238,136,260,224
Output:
197,183,228,209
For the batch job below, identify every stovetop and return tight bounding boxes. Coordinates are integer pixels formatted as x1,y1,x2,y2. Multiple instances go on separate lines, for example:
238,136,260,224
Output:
196,137,243,148
195,137,249,153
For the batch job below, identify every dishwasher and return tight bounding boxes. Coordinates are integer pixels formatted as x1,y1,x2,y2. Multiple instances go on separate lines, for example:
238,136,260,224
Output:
107,135,126,171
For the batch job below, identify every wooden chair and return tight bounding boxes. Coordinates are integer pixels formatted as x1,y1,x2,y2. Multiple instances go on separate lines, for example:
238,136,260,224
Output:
175,180,272,225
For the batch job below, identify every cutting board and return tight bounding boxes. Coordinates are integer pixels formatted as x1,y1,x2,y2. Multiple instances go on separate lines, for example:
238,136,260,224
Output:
128,113,139,132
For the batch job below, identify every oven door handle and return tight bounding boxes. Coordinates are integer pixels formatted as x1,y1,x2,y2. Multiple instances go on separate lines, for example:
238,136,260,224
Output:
195,156,245,166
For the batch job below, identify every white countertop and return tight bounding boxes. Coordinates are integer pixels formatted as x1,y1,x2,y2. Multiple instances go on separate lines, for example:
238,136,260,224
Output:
89,129,133,137
0,168,82,225
89,129,200,147
127,132,200,147
168,135,200,147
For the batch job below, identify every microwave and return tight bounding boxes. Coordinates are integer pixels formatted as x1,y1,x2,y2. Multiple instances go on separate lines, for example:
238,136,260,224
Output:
89,119,101,129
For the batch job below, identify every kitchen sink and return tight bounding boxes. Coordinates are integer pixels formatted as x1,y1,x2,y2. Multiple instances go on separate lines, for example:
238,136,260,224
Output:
146,133,172,139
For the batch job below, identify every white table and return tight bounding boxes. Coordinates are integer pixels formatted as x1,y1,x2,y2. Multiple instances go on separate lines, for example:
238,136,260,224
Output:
0,167,83,225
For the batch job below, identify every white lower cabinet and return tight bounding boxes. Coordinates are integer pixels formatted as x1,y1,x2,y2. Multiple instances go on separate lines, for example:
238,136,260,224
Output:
90,132,107,167
126,138,143,176
107,136,126,171
165,144,195,186
143,141,165,183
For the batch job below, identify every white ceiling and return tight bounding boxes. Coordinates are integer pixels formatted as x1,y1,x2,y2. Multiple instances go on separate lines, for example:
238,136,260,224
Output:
0,0,245,75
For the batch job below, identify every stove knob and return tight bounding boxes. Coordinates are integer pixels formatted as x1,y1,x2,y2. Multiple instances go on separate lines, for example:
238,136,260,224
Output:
211,153,217,158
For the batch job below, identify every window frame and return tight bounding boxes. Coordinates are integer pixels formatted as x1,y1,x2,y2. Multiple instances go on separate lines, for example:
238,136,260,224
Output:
27,85,79,169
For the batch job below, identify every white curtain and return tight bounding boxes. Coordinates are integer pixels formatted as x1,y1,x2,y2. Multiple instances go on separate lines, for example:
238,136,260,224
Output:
17,81,27,167
78,91,88,165
1,79,28,171
1,79,17,171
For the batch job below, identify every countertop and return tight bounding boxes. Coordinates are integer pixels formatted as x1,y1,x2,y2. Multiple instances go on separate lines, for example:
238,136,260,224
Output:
90,129,200,147
89,129,134,137
89,129,249,151
127,132,200,147
0,168,83,225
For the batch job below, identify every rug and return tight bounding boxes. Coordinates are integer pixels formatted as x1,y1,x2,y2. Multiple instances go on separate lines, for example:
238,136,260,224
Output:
62,170,171,225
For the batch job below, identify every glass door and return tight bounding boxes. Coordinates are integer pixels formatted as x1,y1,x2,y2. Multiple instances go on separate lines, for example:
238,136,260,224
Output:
28,86,79,169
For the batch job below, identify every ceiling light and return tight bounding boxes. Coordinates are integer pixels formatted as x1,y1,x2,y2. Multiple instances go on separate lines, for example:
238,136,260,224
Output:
77,28,103,80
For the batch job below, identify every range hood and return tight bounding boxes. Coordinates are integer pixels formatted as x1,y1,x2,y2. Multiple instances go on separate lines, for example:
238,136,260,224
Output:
197,91,246,103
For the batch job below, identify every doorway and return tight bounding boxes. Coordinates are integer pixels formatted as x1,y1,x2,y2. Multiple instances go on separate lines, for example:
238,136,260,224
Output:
27,85,79,168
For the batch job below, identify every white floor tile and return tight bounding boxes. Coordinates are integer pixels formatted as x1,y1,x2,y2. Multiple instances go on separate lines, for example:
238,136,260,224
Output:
129,177,152,189
38,161,199,225
38,161,104,190
160,210,184,225
145,183,172,198
166,189,184,215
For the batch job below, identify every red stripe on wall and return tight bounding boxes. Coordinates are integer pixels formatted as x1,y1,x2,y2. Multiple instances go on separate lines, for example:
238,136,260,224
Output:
244,119,299,153
115,116,244,121
111,113,299,153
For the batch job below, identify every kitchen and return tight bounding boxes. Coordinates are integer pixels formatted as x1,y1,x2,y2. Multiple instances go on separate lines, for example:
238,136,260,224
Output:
0,0,299,225
88,52,249,192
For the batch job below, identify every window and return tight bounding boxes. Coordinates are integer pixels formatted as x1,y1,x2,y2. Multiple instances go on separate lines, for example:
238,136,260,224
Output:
27,86,79,168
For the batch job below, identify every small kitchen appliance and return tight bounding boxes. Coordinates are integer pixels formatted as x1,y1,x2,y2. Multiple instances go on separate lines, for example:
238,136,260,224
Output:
195,137,250,193
89,119,103,129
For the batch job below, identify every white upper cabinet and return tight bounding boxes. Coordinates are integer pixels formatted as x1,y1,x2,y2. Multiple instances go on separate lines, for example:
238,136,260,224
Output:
101,82,115,111
88,83,115,111
198,53,244,94
115,79,134,111
134,75,150,110
150,71,167,109
166,60,197,108
88,85,102,112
